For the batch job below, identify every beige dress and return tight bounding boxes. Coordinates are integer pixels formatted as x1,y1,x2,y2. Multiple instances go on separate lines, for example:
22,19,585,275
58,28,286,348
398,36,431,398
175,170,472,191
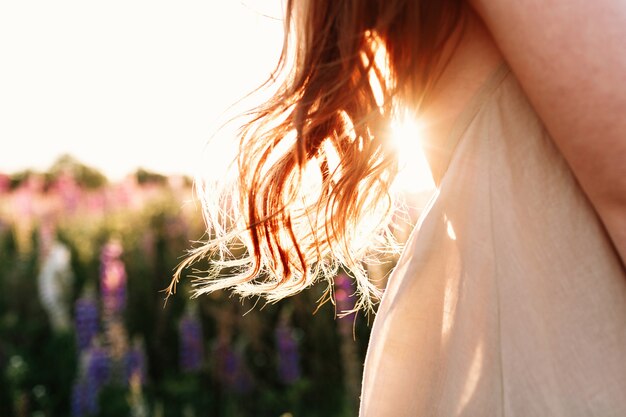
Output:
360,64,626,416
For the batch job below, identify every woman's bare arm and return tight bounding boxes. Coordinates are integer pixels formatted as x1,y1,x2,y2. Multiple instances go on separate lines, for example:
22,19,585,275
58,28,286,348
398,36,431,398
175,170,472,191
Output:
471,0,626,264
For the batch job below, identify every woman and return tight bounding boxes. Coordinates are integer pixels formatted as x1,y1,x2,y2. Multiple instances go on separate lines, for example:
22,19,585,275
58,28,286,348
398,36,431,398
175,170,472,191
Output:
172,0,626,414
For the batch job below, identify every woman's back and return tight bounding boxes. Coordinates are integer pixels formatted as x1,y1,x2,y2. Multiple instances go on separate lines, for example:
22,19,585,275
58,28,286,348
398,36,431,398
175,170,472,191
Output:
360,59,626,416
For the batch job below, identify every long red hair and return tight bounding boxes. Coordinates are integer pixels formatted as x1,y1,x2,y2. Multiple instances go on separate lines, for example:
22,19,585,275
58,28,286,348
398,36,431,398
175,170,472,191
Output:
169,0,464,311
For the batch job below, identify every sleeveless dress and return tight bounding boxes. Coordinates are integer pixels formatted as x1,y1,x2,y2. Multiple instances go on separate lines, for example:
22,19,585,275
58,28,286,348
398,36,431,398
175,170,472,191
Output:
359,64,626,416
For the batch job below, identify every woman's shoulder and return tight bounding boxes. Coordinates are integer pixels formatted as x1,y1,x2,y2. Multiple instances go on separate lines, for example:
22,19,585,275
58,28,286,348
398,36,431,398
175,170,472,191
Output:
469,0,626,265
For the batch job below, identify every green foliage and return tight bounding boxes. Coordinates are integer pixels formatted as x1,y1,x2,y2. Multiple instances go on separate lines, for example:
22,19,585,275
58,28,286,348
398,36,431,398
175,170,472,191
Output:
134,168,167,185
0,227,77,417
0,161,370,417
48,154,107,189
97,384,132,417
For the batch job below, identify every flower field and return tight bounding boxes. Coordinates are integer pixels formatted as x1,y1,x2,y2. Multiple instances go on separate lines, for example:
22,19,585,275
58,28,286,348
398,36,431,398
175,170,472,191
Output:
0,157,375,417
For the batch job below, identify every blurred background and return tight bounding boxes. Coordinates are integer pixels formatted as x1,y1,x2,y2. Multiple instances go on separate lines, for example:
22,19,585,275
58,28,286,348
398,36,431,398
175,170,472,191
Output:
0,1,434,416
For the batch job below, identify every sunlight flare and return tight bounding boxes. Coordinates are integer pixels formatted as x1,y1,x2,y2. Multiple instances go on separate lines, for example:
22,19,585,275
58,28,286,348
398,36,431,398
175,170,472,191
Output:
390,115,435,193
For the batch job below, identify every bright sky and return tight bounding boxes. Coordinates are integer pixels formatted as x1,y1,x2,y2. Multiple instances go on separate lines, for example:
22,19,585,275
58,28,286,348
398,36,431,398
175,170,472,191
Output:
0,1,283,179
0,1,433,191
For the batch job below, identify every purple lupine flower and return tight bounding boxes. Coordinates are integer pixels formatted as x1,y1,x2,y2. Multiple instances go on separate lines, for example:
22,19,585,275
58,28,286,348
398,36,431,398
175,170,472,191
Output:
233,363,254,394
85,377,100,416
75,296,99,351
125,341,147,385
179,314,203,373
213,337,253,393
71,380,86,417
275,321,301,384
100,240,127,316
214,338,237,383
71,377,99,417
71,345,110,416
87,345,110,388
334,273,356,322
103,319,130,385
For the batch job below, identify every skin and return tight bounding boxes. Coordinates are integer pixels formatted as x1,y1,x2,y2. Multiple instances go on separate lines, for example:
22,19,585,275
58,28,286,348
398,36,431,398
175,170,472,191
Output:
426,2,626,265
420,8,504,182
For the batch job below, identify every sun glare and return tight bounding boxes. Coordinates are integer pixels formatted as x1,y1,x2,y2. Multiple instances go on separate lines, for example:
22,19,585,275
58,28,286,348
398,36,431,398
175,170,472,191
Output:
390,115,435,194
